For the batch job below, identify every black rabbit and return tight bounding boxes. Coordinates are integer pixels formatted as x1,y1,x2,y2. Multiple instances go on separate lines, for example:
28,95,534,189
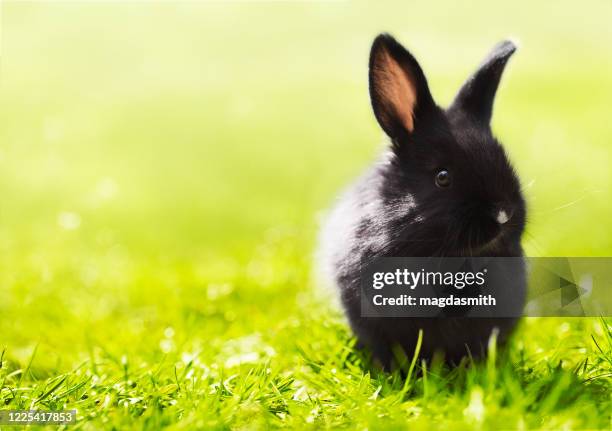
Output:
318,34,527,367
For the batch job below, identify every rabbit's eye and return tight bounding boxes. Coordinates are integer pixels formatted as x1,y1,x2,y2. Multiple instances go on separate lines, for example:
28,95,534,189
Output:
435,170,451,188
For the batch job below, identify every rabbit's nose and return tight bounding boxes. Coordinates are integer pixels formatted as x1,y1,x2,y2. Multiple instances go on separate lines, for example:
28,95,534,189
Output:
495,208,513,225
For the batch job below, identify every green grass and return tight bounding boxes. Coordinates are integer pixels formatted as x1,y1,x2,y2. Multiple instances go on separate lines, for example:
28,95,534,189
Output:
0,1,611,429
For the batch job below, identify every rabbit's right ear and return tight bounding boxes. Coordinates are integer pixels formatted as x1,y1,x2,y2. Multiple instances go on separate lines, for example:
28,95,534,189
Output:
449,40,516,126
369,34,436,139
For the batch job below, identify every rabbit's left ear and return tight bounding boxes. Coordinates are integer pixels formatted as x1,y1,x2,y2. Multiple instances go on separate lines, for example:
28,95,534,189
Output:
369,34,436,139
449,40,517,126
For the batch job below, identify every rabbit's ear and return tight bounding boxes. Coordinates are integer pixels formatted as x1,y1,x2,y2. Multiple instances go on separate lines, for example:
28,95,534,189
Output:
369,34,435,139
450,40,516,125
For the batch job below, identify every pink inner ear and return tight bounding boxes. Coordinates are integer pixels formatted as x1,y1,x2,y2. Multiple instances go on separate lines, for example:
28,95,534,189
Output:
373,48,417,132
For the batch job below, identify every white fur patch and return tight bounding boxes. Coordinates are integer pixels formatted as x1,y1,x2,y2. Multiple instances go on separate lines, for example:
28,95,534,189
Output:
496,209,509,224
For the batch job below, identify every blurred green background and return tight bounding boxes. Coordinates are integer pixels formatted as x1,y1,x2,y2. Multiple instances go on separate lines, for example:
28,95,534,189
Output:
0,1,611,428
